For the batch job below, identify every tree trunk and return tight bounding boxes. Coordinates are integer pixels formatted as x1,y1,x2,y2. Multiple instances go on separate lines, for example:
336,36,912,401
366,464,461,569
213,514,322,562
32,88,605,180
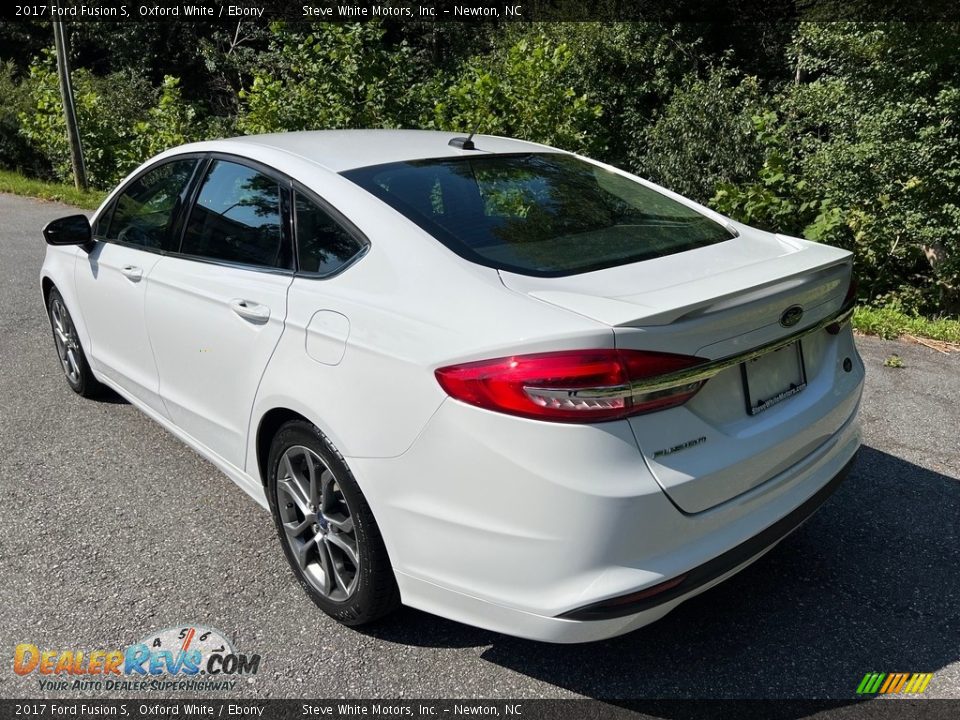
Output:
922,240,960,315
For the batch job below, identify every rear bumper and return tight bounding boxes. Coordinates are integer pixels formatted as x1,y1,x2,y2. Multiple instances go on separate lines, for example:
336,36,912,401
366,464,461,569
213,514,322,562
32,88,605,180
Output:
561,451,856,621
349,378,862,642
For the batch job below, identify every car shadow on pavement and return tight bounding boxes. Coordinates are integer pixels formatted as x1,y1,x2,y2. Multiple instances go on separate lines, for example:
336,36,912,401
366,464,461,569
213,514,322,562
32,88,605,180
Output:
362,446,959,701
93,386,128,404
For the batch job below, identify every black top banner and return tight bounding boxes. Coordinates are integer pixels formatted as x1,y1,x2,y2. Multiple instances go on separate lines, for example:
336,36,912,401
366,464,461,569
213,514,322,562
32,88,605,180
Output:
3,0,960,23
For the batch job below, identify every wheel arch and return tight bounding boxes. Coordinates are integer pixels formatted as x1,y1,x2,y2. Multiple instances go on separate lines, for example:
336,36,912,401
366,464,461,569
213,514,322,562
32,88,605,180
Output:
255,407,310,487
40,272,93,360
41,275,55,305
40,247,93,357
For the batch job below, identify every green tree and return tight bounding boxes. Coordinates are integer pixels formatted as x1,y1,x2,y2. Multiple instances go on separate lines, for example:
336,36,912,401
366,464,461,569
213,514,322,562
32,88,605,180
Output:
19,51,152,187
238,23,417,133
643,65,765,202
431,32,602,153
712,23,960,314
0,61,47,176
19,52,211,188
521,23,702,168
124,76,222,166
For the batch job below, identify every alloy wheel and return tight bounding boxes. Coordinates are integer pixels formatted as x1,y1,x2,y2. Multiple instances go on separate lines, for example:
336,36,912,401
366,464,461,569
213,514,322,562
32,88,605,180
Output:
50,296,81,385
275,445,360,602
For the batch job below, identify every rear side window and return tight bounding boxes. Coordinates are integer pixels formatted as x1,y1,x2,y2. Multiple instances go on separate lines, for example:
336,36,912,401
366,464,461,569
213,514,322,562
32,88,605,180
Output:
294,192,365,275
104,158,198,251
181,160,291,269
342,153,736,277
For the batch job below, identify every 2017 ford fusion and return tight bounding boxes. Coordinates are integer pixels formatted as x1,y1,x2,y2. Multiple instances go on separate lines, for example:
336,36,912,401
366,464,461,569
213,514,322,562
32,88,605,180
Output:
40,130,862,642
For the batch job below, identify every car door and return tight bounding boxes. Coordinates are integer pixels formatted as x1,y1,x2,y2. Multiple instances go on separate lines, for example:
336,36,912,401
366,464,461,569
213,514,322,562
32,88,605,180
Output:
75,157,200,414
145,157,295,469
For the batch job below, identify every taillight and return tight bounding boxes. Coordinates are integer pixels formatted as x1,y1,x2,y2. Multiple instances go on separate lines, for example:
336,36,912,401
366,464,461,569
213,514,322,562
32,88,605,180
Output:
827,274,858,335
435,349,708,423
842,275,859,308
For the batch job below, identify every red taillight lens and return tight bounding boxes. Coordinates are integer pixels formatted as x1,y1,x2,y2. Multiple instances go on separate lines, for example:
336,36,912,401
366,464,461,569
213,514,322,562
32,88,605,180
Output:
435,349,708,423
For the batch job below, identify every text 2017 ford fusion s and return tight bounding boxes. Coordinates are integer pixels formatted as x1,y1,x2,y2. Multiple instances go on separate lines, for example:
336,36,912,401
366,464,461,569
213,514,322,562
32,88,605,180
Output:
40,130,862,642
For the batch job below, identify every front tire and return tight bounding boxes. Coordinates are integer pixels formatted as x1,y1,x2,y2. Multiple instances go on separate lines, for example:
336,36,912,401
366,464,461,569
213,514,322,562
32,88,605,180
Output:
267,420,399,626
46,287,104,398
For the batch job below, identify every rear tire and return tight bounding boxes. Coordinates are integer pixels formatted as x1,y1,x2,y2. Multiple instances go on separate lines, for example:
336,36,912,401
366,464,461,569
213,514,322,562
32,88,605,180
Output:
46,287,105,398
267,420,399,626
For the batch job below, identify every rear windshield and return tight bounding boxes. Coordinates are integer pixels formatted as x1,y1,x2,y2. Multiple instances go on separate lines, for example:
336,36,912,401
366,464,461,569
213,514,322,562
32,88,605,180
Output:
342,153,735,277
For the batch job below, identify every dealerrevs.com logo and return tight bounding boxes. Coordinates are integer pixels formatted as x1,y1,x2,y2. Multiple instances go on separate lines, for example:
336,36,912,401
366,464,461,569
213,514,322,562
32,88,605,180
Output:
13,625,261,692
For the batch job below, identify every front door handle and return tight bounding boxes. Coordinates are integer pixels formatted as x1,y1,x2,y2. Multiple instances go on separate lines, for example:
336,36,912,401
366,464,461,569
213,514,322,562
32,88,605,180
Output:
229,298,271,323
120,265,143,282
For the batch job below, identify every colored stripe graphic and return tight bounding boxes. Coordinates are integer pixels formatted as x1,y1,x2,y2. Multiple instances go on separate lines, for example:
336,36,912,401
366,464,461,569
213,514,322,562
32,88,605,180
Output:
856,672,933,694
904,674,919,693
879,674,897,693
906,674,927,693
868,673,886,694
890,674,909,693
856,673,886,694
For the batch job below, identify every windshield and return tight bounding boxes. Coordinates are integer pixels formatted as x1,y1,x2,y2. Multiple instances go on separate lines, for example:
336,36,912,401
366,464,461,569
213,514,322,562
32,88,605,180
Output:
342,153,736,277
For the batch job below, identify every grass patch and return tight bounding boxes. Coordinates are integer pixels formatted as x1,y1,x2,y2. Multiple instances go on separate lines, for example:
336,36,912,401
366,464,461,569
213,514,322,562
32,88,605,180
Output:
0,169,105,209
854,305,960,343
883,354,905,368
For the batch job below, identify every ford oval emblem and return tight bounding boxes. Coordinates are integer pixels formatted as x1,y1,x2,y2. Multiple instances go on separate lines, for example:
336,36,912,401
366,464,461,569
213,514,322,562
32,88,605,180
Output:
780,305,804,328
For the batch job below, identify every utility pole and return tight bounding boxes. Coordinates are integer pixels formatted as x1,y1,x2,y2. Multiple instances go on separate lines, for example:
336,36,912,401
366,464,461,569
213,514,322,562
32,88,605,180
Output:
52,1,87,191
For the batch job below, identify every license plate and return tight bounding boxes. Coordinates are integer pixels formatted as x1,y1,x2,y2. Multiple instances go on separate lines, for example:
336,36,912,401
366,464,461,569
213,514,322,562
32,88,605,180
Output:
740,340,807,416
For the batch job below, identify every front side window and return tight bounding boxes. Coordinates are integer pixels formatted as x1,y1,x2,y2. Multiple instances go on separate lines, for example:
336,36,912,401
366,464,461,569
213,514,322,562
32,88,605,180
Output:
181,160,291,269
343,153,736,277
295,193,365,275
104,158,198,251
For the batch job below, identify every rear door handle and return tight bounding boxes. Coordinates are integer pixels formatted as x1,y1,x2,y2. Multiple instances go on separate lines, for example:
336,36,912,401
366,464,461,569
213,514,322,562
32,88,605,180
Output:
229,298,271,323
120,265,143,282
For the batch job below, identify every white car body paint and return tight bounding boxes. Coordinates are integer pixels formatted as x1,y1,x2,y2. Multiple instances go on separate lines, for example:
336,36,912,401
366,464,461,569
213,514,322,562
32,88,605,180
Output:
145,255,293,468
40,130,864,642
305,310,350,366
75,241,167,414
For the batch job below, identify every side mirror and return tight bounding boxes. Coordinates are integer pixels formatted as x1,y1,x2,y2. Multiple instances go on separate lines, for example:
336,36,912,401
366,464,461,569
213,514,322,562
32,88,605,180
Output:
43,214,92,246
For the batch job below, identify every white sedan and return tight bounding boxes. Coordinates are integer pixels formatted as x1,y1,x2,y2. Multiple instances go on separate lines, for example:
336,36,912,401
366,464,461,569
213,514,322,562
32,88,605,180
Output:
40,130,863,642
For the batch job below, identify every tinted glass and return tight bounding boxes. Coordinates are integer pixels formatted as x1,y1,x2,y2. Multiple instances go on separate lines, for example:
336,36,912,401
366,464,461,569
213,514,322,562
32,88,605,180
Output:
343,154,735,277
105,159,197,250
181,160,290,269
295,193,365,275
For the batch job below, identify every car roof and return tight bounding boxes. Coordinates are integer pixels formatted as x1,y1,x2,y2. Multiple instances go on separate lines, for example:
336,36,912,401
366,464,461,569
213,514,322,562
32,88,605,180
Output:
207,129,562,173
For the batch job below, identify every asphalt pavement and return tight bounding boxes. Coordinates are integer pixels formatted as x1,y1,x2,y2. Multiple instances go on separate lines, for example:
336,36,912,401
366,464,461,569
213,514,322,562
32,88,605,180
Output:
1,193,958,701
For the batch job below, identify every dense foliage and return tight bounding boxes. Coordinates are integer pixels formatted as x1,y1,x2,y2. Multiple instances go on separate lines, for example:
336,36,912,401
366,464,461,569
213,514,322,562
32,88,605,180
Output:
1,20,958,315
239,23,416,133
712,24,960,313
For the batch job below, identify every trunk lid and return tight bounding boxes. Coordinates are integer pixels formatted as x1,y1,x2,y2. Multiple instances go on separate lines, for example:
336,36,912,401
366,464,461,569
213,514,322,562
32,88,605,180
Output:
500,227,855,513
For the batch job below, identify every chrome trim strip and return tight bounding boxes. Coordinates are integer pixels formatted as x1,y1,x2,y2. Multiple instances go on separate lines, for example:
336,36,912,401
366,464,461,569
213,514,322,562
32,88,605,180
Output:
524,303,854,401
630,303,854,394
